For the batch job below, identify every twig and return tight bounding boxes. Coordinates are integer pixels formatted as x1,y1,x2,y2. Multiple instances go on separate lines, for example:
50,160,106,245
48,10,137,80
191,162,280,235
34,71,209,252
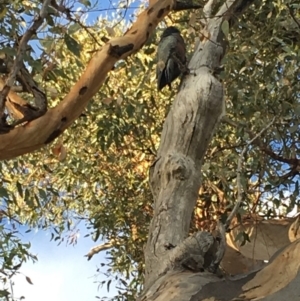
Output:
287,4,300,29
50,0,102,47
225,117,276,230
85,239,120,260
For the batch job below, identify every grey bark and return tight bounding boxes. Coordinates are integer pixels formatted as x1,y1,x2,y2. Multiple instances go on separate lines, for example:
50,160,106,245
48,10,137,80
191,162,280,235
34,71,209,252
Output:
145,16,226,295
144,0,238,290
140,0,291,300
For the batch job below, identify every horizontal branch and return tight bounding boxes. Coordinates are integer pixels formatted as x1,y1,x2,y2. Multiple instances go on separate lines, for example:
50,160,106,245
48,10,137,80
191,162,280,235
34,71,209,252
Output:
0,0,176,160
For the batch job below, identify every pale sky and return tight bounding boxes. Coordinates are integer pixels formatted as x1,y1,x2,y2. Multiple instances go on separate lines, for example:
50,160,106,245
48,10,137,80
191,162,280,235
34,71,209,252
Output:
13,229,117,301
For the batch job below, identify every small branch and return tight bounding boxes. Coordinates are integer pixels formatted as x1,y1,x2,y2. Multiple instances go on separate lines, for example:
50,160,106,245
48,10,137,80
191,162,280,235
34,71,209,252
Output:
203,0,216,20
85,239,119,260
225,117,276,230
0,0,178,158
50,0,102,47
10,86,24,93
0,77,47,125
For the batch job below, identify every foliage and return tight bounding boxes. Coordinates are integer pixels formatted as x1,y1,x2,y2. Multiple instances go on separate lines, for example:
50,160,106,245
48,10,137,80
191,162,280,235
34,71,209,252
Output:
0,0,300,300
0,219,37,300
196,0,300,228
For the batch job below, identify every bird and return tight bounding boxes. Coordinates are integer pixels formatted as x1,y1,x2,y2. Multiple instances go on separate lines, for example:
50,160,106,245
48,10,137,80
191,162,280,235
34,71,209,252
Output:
156,26,187,91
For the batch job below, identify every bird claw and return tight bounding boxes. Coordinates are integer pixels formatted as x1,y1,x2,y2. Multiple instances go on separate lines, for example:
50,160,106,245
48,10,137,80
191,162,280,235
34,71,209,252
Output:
181,65,190,75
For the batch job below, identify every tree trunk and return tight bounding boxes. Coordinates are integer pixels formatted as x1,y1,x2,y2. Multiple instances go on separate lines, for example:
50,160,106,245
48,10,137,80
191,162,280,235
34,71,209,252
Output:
140,1,300,300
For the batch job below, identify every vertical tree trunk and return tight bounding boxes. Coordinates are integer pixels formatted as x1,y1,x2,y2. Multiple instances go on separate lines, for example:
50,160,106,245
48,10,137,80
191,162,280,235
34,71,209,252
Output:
141,0,260,299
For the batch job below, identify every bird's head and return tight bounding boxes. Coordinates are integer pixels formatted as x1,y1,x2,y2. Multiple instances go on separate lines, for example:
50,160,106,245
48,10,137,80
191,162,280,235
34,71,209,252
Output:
160,26,180,39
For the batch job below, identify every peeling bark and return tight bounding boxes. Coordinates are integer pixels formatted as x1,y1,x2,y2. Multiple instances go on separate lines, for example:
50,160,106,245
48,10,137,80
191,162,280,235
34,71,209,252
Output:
227,216,300,261
140,239,300,301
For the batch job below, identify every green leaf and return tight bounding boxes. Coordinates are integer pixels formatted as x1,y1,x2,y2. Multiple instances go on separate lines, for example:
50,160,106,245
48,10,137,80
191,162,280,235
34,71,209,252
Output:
294,105,300,116
221,20,229,37
68,23,81,34
39,189,47,201
0,187,9,198
39,38,54,52
107,279,111,292
25,276,34,285
79,0,91,6
16,182,23,198
64,34,81,57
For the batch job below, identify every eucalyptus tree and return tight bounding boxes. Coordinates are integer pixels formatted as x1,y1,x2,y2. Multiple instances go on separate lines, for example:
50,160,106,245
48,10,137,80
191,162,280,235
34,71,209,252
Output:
0,0,300,300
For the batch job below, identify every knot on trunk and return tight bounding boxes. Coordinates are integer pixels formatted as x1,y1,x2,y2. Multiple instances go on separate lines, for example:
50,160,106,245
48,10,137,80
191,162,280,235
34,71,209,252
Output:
167,228,226,273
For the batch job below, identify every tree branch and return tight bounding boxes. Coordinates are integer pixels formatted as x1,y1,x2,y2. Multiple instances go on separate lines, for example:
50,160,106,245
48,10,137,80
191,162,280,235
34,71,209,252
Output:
222,116,300,166
0,0,176,159
287,4,300,29
85,239,119,260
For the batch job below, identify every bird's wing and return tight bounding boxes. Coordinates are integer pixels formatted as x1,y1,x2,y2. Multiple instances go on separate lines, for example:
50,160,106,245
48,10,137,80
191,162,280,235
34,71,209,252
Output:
156,33,185,90
156,35,175,90
164,57,175,85
174,34,186,64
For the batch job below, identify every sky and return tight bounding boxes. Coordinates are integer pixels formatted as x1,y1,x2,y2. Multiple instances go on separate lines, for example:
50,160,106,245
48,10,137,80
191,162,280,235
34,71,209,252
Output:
82,0,140,25
13,226,116,301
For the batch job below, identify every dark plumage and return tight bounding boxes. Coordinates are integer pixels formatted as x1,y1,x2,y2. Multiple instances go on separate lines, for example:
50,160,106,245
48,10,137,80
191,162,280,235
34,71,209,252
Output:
156,26,187,91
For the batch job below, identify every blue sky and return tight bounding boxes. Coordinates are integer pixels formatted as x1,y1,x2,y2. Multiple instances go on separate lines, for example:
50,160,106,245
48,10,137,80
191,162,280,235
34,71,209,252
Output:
85,0,140,23
13,226,116,300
